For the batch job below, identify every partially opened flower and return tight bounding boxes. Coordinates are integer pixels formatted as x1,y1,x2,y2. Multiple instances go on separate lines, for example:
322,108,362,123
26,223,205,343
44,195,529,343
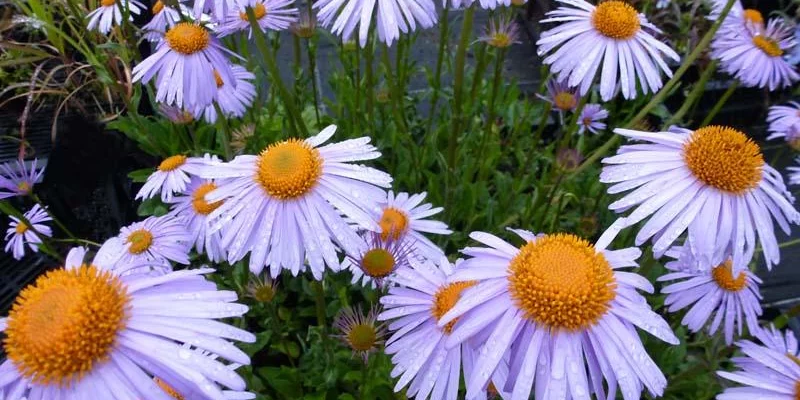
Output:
159,104,196,124
137,154,215,202
717,326,800,400
217,0,298,38
0,158,44,199
375,191,451,261
600,126,800,271
0,246,255,399
479,17,521,49
767,101,800,148
132,22,236,108
289,9,317,38
246,273,278,303
658,247,762,344
4,204,52,260
314,0,436,47
201,125,392,279
191,65,256,123
537,0,680,101
789,158,800,186
167,178,226,263
439,230,678,400
712,18,799,90
343,232,413,287
709,0,765,34
333,305,387,362
87,0,144,34
142,0,182,42
537,78,580,113
116,215,192,273
577,103,608,135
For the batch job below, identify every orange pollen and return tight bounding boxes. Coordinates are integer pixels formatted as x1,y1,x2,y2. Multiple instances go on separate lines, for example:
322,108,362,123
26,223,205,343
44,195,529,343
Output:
360,248,396,278
379,207,409,241
192,182,224,215
591,1,640,40
165,23,210,55
158,155,187,172
752,35,784,57
711,260,748,292
126,229,154,254
683,125,764,194
152,0,164,14
213,70,224,88
742,9,764,25
432,281,477,334
255,139,323,199
507,233,616,331
3,265,129,386
17,181,31,193
554,92,577,111
14,222,28,235
101,0,116,6
155,377,185,399
240,3,267,21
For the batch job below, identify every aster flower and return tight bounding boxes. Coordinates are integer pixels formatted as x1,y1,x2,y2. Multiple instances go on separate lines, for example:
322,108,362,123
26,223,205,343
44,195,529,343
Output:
0,158,44,199
577,103,608,135
132,22,236,108
789,158,800,186
166,178,226,263
200,125,393,279
478,17,521,49
154,346,257,400
708,0,765,34
379,256,511,400
142,0,182,42
289,9,317,38
333,305,387,362
599,126,800,271
717,326,800,400
217,0,298,38
537,78,580,113
4,204,52,260
767,101,800,147
658,247,761,344
314,0,437,48
712,18,799,90
374,191,451,261
159,104,196,124
246,273,278,303
343,232,413,287
191,65,257,123
86,0,144,34
116,215,192,274
137,154,215,202
438,230,678,399
537,0,680,101
0,245,255,399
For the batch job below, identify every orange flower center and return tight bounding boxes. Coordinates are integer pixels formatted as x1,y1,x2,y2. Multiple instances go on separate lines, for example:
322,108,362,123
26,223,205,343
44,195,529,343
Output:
158,155,187,172
683,126,764,194
360,248,396,278
378,207,409,241
592,1,640,40
165,23,210,55
711,260,747,292
752,35,784,57
14,222,28,235
554,92,577,111
101,0,116,6
742,9,764,26
240,3,267,21
192,182,224,215
152,0,164,14
126,229,154,254
432,281,477,334
255,139,323,199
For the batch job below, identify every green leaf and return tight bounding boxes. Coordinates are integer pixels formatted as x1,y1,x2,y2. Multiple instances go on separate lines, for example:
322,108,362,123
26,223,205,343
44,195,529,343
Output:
127,168,154,183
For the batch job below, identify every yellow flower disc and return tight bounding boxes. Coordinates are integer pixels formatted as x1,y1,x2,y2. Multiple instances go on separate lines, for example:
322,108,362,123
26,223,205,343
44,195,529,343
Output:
431,281,477,334
592,1,640,40
255,139,323,199
165,23,210,55
683,126,764,194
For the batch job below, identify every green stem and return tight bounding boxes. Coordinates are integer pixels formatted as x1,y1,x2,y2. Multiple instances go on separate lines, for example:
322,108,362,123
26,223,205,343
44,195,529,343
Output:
531,102,553,145
469,44,489,103
447,6,476,171
537,172,565,232
307,40,321,126
292,35,303,104
51,238,102,247
663,60,718,128
569,0,738,178
779,238,800,249
213,103,233,160
426,8,450,134
700,80,739,127
312,280,328,331
381,46,408,132
246,9,309,137
365,38,375,131
477,48,507,181
560,94,590,151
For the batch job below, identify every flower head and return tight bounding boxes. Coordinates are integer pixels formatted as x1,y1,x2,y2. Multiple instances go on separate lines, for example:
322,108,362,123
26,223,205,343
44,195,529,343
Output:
116,215,192,274
314,0,437,47
0,158,44,199
767,101,800,149
158,104,195,124
217,0,299,38
191,65,256,123
289,9,317,38
578,103,608,135
600,126,800,271
659,246,762,344
199,125,392,279
0,246,255,398
246,273,278,303
479,17,521,48
438,229,678,399
374,191,451,260
555,148,583,172
343,232,413,287
141,0,182,42
333,305,386,362
166,177,227,263
537,0,680,101
137,154,215,202
87,0,144,34
538,78,580,112
4,204,52,260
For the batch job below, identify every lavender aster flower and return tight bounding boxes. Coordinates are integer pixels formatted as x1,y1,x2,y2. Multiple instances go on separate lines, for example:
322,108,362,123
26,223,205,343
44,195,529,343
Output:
167,178,227,263
658,247,761,344
333,305,387,362
599,126,800,271
4,204,52,260
768,101,800,148
757,324,799,354
439,229,678,400
0,158,44,199
158,104,195,124
478,17,521,48
86,0,144,34
116,215,192,274
374,191,452,261
537,0,680,101
0,245,255,399
577,103,608,135
538,78,580,113
142,0,182,42
137,154,215,202
217,0,298,37
343,232,413,287
200,125,392,279
191,65,256,123
132,22,236,108
314,0,437,47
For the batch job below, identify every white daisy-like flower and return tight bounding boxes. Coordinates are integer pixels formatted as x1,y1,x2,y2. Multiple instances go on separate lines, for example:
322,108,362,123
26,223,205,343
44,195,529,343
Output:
379,256,511,400
137,154,216,202
789,158,800,186
191,65,257,124
0,245,255,399
116,215,192,274
167,178,227,263
201,125,392,279
374,191,451,261
4,204,52,260
142,0,182,42
536,0,680,101
438,229,678,400
658,246,762,345
343,232,413,287
87,0,144,34
217,0,298,38
599,126,800,271
767,101,800,147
